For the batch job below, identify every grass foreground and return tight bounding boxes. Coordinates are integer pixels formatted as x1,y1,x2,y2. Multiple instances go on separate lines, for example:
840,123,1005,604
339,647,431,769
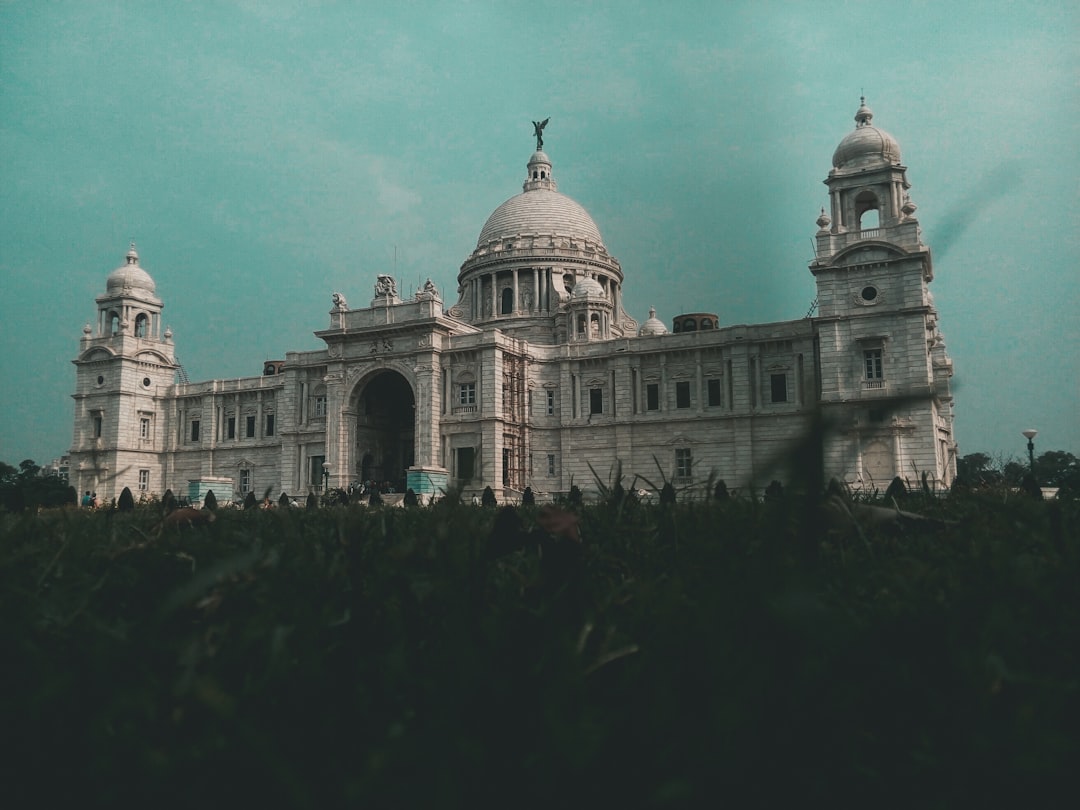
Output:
2,491,1078,808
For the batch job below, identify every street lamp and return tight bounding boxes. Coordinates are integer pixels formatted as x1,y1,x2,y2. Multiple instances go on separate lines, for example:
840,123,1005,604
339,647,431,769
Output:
1021,429,1038,471
322,460,330,494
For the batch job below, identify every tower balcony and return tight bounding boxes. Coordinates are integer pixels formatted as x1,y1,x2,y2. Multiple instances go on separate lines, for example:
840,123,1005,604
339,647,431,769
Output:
813,220,924,263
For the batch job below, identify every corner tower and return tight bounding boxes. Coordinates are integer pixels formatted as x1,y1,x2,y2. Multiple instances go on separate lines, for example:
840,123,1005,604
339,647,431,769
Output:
810,100,956,488
70,244,178,501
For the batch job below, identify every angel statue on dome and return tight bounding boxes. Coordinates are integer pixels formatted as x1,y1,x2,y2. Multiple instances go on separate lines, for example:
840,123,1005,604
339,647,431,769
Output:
532,117,549,150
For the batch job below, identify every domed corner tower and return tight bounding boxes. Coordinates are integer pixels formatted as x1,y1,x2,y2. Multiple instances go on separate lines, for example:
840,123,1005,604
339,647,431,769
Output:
70,243,178,502
453,129,637,345
810,99,957,489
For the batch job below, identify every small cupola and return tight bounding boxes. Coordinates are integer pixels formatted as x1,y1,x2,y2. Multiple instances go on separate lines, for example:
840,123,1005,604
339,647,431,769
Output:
523,150,556,192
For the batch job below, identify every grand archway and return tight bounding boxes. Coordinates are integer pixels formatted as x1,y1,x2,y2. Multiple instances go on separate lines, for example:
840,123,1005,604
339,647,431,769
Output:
352,370,415,492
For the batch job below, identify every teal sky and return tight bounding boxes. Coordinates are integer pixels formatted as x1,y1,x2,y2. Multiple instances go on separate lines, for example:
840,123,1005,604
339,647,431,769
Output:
1,0,1077,466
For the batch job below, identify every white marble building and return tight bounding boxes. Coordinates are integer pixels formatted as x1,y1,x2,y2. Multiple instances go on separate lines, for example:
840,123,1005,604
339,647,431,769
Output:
70,101,956,503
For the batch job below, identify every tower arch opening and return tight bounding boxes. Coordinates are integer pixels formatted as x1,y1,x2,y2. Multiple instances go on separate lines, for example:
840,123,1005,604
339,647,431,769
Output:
855,190,880,230
352,370,415,492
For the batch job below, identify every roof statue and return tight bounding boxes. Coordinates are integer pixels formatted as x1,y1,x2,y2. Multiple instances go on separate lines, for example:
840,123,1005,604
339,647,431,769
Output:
532,117,549,150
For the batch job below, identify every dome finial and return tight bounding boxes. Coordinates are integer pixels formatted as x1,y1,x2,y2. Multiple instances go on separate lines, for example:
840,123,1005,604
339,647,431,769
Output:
126,240,139,264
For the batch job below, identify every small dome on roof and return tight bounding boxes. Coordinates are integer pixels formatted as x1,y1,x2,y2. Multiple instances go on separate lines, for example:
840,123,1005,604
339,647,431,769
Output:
106,243,156,294
832,98,902,170
571,276,605,299
639,306,668,336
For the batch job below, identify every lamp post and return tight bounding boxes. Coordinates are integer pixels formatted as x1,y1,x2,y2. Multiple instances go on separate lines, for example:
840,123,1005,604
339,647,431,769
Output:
322,461,330,494
1021,429,1038,472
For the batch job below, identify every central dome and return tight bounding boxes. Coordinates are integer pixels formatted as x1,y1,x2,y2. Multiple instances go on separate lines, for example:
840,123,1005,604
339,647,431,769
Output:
477,189,604,247
475,149,606,249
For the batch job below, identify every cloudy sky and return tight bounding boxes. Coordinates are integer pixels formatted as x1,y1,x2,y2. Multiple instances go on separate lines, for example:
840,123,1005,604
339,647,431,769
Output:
1,0,1077,466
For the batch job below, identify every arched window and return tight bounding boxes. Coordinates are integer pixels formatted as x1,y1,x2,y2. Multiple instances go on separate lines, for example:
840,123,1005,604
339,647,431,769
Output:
855,190,880,230
134,313,148,338
577,314,587,335
683,319,698,332
109,311,121,335
590,313,601,336
501,287,514,315
700,318,713,330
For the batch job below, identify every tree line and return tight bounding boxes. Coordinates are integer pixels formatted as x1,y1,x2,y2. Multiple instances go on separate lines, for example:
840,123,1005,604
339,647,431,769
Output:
955,450,1079,495
0,460,77,512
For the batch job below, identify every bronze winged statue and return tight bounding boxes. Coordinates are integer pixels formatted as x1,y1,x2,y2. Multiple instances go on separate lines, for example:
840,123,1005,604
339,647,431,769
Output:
532,117,549,150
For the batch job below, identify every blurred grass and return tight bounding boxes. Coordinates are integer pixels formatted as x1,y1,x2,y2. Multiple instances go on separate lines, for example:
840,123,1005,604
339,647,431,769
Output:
2,493,1077,809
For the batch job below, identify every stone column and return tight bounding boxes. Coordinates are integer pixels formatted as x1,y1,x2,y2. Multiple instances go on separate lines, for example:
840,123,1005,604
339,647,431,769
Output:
512,269,519,314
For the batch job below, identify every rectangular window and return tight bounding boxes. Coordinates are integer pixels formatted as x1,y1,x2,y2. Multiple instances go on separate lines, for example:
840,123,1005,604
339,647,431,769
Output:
547,453,556,476
239,468,251,495
456,447,475,480
458,383,476,406
864,349,884,380
546,389,555,415
589,388,603,415
265,414,275,436
707,378,722,407
646,383,659,411
246,415,256,438
310,455,325,487
190,420,200,442
770,373,788,403
675,381,691,409
314,396,328,418
227,416,236,439
138,469,150,492
93,414,103,438
140,417,150,440
675,448,693,481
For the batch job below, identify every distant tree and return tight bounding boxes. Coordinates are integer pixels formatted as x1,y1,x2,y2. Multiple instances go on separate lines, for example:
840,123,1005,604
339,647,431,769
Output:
956,453,1001,486
1035,451,1080,490
278,492,291,508
306,491,318,509
243,491,258,510
713,480,729,501
368,489,383,506
0,462,18,485
764,480,784,501
0,459,73,511
1020,472,1043,500
403,488,418,507
1002,461,1027,487
567,484,583,506
481,486,497,507
162,489,177,513
203,490,218,511
522,486,535,506
117,486,135,512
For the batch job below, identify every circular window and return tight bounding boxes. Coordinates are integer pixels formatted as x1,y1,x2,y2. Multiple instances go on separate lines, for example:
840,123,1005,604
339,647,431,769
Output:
142,377,152,388
96,375,104,385
861,286,878,301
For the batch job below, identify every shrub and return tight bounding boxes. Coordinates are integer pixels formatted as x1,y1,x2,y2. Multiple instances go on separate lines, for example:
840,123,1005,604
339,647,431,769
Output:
117,486,135,512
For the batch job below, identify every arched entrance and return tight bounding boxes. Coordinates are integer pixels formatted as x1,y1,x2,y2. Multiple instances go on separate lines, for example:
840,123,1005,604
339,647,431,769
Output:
352,370,415,492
